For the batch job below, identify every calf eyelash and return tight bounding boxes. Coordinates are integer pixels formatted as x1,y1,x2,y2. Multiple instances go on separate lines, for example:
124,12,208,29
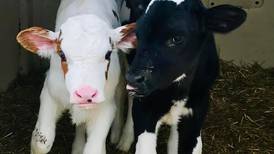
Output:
56,31,68,75
105,50,112,80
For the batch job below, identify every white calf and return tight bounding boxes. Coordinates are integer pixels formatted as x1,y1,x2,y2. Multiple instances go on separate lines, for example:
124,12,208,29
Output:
16,0,136,153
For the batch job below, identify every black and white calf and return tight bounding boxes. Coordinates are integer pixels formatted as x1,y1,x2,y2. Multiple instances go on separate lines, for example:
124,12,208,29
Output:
123,0,247,153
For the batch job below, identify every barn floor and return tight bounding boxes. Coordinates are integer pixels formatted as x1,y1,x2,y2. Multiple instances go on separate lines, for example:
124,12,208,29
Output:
0,61,273,154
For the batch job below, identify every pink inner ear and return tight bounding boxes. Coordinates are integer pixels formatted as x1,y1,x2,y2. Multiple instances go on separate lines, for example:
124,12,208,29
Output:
125,33,137,43
25,33,56,51
119,32,137,47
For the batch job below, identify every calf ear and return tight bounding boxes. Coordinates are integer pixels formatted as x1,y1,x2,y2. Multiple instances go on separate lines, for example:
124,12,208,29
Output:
16,27,59,58
112,23,137,52
205,5,247,33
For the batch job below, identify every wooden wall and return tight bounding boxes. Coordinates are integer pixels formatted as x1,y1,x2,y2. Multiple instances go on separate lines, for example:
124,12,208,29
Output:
0,0,60,92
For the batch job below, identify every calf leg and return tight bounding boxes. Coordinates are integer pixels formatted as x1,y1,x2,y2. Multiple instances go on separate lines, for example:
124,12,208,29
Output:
110,82,126,144
132,100,160,154
72,124,86,154
31,87,64,154
176,92,208,154
117,96,134,152
167,125,179,154
110,104,123,145
177,120,202,154
177,111,205,154
84,103,116,154
192,135,202,154
135,131,157,154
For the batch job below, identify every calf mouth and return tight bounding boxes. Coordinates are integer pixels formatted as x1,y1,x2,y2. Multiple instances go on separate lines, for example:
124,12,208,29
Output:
71,96,100,109
72,102,98,109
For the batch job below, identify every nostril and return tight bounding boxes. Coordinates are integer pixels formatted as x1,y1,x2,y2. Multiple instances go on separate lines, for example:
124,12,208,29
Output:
87,99,92,103
135,75,145,83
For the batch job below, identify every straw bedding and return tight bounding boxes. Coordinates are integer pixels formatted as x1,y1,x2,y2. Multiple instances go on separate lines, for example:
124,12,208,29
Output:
0,60,273,154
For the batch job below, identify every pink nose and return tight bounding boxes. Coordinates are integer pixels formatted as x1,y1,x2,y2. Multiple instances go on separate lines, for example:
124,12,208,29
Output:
73,86,98,104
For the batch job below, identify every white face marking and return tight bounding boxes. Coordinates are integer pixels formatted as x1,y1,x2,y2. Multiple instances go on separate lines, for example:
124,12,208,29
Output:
60,15,113,104
173,73,187,83
146,0,185,13
159,98,193,125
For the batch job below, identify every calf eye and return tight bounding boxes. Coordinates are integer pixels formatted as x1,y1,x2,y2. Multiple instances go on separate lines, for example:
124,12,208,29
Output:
166,35,185,47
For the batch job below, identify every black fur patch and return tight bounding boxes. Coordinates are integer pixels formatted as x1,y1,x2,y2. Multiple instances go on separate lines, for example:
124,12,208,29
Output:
156,124,170,154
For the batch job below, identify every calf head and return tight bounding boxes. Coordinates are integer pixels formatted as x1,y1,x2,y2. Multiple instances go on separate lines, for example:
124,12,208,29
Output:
125,0,246,97
17,15,136,108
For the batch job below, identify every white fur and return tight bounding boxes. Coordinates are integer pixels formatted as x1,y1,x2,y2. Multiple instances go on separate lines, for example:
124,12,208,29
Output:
61,16,111,103
168,125,179,154
30,0,132,154
31,86,65,154
135,131,157,154
111,24,137,52
146,0,185,13
160,99,193,125
167,127,202,154
136,99,193,154
171,0,185,4
37,49,56,59
36,31,60,58
162,99,193,153
83,102,116,154
193,135,202,154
